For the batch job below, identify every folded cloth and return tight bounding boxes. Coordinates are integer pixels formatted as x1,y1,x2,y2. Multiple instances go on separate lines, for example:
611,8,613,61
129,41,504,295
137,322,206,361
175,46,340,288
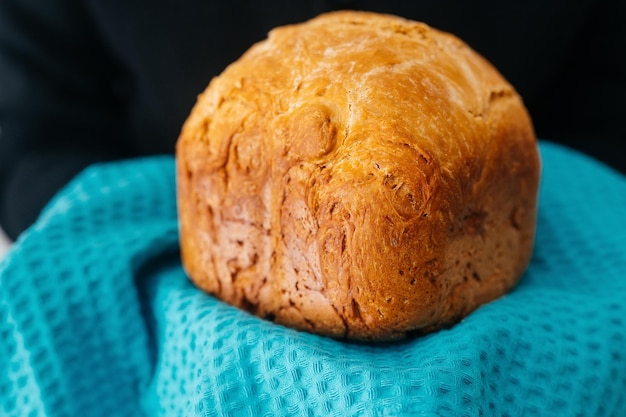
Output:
1,141,625,417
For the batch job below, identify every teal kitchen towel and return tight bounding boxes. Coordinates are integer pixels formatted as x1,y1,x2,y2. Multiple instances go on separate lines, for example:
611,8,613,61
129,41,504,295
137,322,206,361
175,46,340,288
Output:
1,141,625,416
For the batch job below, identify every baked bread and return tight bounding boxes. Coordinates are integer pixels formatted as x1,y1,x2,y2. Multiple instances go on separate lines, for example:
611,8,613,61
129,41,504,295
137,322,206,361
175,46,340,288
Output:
176,11,540,341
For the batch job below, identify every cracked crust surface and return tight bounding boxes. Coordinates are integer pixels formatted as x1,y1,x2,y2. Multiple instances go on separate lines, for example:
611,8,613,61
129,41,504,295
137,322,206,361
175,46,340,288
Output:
176,11,540,341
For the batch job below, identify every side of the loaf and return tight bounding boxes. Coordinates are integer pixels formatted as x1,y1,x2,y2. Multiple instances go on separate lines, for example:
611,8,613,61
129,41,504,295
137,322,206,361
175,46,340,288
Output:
176,11,540,340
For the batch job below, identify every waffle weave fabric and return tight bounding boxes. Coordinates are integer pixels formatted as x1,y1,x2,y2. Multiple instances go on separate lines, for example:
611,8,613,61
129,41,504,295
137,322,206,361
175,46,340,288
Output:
1,141,625,417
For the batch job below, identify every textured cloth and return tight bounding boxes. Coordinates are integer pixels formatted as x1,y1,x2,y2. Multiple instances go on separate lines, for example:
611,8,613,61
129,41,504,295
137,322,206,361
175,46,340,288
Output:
1,141,625,417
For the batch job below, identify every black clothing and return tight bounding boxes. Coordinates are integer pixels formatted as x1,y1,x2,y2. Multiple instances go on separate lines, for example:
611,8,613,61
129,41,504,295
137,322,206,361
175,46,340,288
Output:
1,0,625,240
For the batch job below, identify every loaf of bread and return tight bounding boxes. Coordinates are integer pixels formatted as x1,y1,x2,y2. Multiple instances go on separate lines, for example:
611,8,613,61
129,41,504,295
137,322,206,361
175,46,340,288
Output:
176,11,540,341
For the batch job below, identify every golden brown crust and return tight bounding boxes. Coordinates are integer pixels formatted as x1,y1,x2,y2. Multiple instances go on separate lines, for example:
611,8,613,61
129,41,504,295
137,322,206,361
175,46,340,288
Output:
176,11,540,341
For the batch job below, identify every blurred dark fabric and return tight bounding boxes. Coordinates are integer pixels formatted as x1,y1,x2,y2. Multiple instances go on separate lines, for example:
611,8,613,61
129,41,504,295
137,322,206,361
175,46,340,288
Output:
1,0,624,240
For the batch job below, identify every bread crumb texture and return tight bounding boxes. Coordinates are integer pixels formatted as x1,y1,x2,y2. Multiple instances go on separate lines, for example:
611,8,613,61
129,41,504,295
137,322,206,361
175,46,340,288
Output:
176,11,540,341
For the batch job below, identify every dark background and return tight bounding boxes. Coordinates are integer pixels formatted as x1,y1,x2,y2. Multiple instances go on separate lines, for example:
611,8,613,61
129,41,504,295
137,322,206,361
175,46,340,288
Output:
1,0,624,240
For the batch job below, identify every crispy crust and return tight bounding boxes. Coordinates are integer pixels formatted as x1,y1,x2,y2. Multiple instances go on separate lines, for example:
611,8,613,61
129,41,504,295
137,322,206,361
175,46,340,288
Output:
176,11,540,340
